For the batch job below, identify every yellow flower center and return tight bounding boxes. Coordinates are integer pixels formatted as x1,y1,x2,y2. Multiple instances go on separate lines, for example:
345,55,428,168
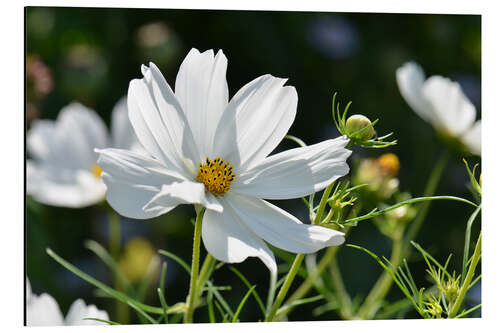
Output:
91,163,103,179
196,157,235,195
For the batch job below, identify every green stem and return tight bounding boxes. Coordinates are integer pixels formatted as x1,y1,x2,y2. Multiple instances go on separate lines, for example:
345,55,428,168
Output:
108,208,121,261
281,246,340,313
196,253,215,299
313,183,335,225
265,182,336,322
320,207,335,225
184,208,205,323
106,207,128,323
356,235,403,319
461,205,481,284
276,203,360,320
403,152,449,255
329,254,353,319
265,253,305,322
449,233,481,318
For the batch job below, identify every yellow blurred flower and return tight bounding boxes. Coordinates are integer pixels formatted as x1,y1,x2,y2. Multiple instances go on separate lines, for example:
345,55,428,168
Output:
376,153,400,177
119,237,159,283
353,153,401,199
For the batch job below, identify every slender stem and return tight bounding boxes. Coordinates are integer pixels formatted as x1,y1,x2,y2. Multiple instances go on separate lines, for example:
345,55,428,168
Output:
403,152,449,255
184,208,205,323
329,254,353,319
313,184,335,225
106,207,128,323
266,272,277,314
356,235,403,319
276,203,360,320
283,247,340,308
196,253,215,299
320,207,335,225
107,207,121,261
461,205,481,284
265,253,305,322
265,182,335,322
449,233,481,318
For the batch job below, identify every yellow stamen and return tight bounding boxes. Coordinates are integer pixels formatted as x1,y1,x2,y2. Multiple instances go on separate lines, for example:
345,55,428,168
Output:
91,163,103,179
196,157,235,195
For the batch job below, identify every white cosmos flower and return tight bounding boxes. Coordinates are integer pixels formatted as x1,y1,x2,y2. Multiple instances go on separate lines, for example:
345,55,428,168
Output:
96,48,351,274
396,61,481,156
26,279,109,326
27,97,144,208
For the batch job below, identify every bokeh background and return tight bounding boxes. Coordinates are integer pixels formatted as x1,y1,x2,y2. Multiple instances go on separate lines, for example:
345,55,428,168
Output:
25,7,481,322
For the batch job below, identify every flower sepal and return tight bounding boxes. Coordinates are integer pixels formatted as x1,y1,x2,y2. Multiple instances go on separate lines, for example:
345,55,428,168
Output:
463,159,481,198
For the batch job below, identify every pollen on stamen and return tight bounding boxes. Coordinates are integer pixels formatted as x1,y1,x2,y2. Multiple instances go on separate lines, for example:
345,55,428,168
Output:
196,157,236,195
91,163,103,179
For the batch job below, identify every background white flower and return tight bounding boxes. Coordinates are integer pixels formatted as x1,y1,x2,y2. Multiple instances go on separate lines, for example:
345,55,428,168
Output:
26,279,109,326
396,61,481,155
27,97,144,208
97,48,351,274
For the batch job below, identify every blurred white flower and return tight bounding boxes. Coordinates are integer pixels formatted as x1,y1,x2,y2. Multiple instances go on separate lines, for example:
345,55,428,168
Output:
26,279,108,326
396,62,481,155
96,48,351,274
27,98,144,208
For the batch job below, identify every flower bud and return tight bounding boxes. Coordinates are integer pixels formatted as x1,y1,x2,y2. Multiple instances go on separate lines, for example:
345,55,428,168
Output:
376,153,400,177
443,276,460,303
345,114,375,140
424,297,443,318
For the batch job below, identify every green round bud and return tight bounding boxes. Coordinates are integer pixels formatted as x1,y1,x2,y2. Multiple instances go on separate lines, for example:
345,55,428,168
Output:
345,114,375,140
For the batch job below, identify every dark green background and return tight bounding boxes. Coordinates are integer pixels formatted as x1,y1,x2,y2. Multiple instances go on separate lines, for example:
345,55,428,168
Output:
26,7,481,322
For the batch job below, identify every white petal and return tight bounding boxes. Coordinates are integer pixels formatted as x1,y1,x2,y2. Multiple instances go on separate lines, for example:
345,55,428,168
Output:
232,136,351,199
26,278,33,303
65,299,109,325
202,199,277,275
27,102,109,170
96,148,186,219
212,74,298,172
226,193,345,253
26,119,55,161
143,181,224,214
110,96,145,154
421,76,476,136
462,120,481,156
127,64,199,177
27,293,65,326
175,48,229,156
396,62,439,125
27,160,106,208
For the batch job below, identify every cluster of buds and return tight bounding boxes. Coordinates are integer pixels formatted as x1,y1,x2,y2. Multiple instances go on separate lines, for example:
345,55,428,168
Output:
353,153,401,200
423,295,443,318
